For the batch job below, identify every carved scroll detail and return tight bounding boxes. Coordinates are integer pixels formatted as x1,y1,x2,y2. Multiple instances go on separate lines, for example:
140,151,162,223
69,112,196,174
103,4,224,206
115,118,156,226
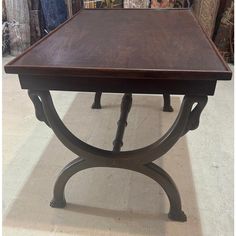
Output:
28,90,50,127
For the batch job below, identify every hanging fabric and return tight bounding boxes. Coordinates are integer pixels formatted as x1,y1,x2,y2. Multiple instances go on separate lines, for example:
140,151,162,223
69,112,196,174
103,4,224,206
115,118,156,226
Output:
40,0,67,32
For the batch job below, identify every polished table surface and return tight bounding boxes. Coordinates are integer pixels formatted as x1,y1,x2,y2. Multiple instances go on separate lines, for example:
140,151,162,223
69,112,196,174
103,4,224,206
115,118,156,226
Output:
5,9,231,95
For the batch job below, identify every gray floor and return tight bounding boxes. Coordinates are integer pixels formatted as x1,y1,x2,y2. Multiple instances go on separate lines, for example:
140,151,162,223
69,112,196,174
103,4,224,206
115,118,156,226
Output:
3,56,234,236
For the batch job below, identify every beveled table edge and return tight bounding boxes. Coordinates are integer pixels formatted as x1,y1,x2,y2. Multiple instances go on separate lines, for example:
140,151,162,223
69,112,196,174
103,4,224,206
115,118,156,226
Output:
5,65,232,81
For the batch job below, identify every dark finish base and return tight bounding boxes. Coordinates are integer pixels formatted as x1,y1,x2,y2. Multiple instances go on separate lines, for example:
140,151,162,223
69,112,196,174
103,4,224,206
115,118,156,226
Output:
29,90,208,222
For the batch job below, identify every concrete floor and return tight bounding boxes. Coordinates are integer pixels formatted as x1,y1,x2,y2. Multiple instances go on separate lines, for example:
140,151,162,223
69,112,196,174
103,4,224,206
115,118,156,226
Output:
3,56,234,236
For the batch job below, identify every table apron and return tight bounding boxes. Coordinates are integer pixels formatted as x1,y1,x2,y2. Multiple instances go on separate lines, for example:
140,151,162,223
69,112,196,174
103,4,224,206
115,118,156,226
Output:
19,75,217,96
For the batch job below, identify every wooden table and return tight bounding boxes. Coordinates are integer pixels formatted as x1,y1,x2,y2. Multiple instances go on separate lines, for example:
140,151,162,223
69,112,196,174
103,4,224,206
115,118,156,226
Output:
5,9,231,222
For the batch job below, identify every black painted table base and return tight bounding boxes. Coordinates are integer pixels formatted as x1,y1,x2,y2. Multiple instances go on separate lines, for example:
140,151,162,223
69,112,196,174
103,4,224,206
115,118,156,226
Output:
28,90,207,222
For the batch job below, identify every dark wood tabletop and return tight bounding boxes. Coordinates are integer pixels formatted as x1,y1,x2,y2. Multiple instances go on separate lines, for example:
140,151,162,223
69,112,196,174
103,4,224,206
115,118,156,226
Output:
5,9,231,95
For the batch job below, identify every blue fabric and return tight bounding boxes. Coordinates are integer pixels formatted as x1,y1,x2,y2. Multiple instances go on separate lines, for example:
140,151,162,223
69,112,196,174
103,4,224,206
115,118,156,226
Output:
40,0,67,32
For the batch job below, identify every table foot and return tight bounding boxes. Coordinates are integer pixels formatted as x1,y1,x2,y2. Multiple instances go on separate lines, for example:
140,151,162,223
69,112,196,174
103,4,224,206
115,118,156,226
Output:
134,162,185,221
50,198,66,208
163,94,174,112
92,92,102,109
50,157,93,209
168,210,187,222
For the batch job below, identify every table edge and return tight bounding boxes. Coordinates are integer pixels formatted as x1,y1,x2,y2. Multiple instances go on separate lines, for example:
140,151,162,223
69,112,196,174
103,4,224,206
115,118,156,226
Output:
5,64,232,81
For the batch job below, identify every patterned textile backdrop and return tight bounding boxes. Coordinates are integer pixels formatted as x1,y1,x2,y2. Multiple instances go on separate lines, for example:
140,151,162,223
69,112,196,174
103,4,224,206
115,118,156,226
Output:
150,0,176,8
192,0,220,38
83,0,123,8
214,1,234,62
124,0,186,10
123,0,219,40
124,0,149,8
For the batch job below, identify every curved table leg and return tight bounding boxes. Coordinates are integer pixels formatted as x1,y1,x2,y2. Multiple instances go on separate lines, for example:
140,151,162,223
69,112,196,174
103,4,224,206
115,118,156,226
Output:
92,92,102,109
51,157,186,221
163,94,174,112
50,157,93,208
135,163,186,222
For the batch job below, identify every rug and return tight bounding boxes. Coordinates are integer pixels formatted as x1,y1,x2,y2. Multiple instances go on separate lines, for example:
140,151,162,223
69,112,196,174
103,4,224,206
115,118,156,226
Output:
3,94,203,236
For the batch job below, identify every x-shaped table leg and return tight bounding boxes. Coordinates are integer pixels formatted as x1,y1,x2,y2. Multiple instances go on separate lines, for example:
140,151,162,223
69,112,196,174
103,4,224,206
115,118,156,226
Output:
28,90,207,222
